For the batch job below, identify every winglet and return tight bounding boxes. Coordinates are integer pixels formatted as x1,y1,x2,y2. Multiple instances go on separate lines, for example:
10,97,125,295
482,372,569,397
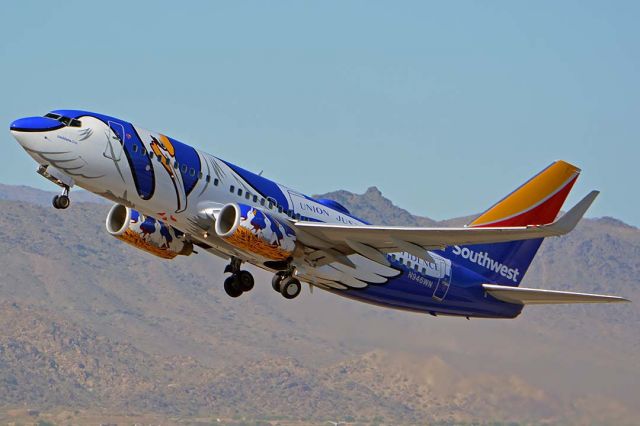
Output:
547,190,599,235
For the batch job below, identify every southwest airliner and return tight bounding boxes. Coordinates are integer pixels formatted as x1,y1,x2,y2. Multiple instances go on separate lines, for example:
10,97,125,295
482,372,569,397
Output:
9,110,629,319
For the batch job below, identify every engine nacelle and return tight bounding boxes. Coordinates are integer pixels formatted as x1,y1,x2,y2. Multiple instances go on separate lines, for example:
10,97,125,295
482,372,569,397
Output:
106,204,193,259
215,203,296,261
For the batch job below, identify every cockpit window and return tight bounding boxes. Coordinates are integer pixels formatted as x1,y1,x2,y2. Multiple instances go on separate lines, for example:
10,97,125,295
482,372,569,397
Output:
43,113,82,128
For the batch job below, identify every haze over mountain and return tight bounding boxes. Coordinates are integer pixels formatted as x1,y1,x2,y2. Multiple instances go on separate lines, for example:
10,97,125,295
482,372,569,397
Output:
0,183,638,425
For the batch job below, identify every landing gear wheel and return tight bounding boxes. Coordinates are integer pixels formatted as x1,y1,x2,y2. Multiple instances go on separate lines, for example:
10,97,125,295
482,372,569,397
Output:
272,271,287,292
280,277,301,299
52,194,70,209
237,270,255,292
223,276,243,298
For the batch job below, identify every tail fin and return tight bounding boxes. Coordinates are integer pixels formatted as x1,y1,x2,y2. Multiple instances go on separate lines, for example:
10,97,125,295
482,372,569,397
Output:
449,161,581,286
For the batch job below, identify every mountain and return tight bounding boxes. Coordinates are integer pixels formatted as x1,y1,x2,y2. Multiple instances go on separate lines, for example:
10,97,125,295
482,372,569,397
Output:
317,186,440,227
0,184,638,425
0,183,108,206
317,187,640,345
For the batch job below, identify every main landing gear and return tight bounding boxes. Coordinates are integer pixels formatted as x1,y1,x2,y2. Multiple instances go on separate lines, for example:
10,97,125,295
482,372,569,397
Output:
221,257,302,300
272,271,302,300
52,186,71,210
223,257,255,298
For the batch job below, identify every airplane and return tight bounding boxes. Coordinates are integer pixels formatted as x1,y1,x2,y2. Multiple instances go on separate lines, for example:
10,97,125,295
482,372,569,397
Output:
9,110,630,319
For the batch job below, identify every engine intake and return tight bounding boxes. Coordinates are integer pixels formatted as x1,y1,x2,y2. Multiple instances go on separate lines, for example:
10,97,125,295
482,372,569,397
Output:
215,203,296,261
106,204,193,259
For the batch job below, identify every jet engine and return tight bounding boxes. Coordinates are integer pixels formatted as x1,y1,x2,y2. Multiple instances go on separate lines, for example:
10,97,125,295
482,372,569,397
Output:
106,204,193,259
215,203,296,261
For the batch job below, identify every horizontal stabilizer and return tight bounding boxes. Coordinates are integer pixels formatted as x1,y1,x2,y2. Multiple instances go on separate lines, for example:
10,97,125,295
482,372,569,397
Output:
483,284,630,305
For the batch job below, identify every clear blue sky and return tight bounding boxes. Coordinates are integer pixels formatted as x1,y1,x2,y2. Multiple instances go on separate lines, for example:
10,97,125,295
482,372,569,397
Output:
1,1,638,225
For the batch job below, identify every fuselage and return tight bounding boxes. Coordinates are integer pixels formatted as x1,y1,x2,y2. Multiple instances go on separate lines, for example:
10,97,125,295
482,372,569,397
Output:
10,110,523,319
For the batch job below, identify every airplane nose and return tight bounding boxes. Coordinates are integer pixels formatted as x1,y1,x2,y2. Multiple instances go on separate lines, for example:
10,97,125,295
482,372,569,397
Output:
10,116,64,133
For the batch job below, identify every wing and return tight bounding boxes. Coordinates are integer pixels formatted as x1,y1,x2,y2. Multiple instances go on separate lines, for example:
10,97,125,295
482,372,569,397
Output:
294,191,599,263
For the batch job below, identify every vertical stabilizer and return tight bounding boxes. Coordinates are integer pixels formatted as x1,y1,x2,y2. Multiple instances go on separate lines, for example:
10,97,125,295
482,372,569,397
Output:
445,161,581,286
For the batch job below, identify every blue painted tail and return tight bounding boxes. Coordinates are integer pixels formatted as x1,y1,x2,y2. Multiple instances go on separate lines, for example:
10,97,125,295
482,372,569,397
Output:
444,161,581,286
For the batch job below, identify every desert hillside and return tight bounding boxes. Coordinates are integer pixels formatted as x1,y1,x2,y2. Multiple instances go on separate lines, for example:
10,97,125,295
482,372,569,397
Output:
0,184,638,424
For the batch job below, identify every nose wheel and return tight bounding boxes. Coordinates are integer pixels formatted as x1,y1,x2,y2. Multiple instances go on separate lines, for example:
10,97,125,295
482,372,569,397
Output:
52,187,71,209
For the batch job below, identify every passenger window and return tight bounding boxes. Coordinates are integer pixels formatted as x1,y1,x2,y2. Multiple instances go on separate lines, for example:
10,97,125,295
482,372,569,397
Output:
174,160,178,168
268,201,274,209
230,185,235,193
181,164,188,173
213,178,219,186
199,172,203,179
237,188,242,196
414,264,419,271
245,192,250,199
260,198,265,206
407,261,412,268
277,206,283,213
253,195,258,202
190,168,196,177
132,144,138,153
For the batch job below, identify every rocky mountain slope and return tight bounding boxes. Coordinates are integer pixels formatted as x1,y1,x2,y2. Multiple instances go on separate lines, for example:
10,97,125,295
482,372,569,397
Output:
0,184,638,424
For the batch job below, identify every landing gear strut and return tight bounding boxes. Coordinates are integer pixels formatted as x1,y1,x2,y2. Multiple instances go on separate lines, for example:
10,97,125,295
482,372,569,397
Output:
222,257,255,297
271,270,302,299
52,186,70,210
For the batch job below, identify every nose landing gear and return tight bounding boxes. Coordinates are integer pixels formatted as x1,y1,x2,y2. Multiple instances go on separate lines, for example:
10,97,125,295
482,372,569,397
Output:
52,186,71,210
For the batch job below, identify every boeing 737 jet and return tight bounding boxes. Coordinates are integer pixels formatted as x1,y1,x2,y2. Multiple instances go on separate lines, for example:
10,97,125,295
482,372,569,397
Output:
9,110,630,318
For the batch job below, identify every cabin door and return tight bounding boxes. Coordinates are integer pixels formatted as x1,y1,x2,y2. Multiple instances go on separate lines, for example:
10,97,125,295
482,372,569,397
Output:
432,258,451,301
103,121,125,161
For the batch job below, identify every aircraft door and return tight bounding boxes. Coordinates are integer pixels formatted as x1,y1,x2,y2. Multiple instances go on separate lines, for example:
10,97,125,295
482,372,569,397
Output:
432,258,451,301
103,121,125,161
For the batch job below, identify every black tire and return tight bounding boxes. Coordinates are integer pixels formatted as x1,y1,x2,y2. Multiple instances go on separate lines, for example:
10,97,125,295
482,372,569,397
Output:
223,276,243,298
237,270,254,292
57,195,70,209
272,271,286,292
280,277,301,299
53,195,70,209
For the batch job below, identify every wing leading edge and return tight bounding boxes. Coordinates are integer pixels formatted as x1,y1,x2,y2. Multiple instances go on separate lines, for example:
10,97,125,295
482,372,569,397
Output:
294,191,599,255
